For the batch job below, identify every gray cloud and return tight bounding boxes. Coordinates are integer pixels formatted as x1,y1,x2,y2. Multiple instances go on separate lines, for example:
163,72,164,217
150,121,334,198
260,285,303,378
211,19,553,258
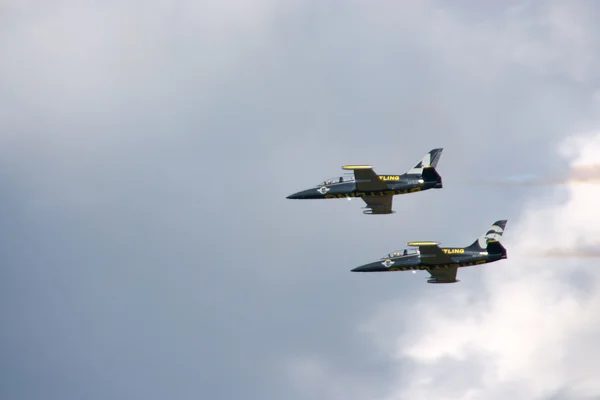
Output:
2,1,600,399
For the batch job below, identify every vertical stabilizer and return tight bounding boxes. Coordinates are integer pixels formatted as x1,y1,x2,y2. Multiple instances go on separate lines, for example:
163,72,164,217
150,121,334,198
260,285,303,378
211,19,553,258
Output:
466,220,508,250
406,148,443,175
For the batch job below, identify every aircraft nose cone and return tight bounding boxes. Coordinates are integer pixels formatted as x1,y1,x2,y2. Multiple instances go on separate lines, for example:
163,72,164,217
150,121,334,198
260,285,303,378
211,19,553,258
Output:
351,263,388,272
286,188,316,199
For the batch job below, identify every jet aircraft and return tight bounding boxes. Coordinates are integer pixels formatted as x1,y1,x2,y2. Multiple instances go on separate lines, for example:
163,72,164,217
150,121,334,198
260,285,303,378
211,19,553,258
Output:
286,148,443,214
351,220,508,283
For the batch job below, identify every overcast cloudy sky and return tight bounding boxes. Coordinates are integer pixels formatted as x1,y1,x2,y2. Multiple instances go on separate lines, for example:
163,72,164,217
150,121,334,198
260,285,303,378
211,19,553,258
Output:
2,1,600,399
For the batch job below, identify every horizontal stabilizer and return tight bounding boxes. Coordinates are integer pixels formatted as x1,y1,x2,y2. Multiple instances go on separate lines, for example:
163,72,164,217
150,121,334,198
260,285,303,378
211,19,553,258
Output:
421,166,442,186
486,239,507,257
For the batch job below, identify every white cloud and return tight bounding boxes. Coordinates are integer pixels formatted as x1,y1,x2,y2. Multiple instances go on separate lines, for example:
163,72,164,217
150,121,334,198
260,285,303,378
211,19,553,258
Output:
358,131,600,400
279,2,600,398
284,354,389,400
3,0,600,399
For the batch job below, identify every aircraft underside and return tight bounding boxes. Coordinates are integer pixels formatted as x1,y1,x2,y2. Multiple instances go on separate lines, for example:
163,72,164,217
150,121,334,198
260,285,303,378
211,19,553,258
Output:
324,186,423,199
387,258,488,271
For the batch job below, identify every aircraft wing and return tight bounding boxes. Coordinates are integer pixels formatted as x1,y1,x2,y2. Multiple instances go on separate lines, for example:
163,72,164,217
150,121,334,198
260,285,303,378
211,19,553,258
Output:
361,195,394,214
407,241,459,283
427,267,458,283
342,165,387,191
407,241,454,264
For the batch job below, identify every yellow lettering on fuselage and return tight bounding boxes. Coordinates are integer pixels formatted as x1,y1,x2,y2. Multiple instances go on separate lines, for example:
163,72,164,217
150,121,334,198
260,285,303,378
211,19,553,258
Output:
442,248,465,254
379,175,400,181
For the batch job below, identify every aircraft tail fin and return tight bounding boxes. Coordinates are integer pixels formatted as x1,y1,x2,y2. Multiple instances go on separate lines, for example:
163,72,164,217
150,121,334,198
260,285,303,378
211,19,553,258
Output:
406,148,443,175
405,148,443,188
465,220,508,252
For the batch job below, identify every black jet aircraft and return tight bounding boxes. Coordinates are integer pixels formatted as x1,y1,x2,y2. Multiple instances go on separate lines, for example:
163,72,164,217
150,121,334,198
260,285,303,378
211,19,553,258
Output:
351,220,508,283
286,148,443,214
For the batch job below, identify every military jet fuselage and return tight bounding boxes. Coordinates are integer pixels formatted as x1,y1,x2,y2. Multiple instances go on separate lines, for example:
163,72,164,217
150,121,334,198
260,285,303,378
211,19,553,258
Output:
352,220,509,283
286,174,441,199
286,148,444,214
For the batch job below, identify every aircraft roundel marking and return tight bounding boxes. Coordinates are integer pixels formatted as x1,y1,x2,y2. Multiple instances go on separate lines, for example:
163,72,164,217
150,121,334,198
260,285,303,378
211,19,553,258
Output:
317,186,330,195
381,259,395,268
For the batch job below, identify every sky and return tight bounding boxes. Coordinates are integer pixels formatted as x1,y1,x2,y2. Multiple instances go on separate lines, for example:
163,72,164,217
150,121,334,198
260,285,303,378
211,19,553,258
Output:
1,1,600,399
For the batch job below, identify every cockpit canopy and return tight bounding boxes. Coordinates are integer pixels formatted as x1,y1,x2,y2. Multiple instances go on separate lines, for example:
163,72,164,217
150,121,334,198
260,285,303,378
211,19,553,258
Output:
317,175,355,187
382,248,418,259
